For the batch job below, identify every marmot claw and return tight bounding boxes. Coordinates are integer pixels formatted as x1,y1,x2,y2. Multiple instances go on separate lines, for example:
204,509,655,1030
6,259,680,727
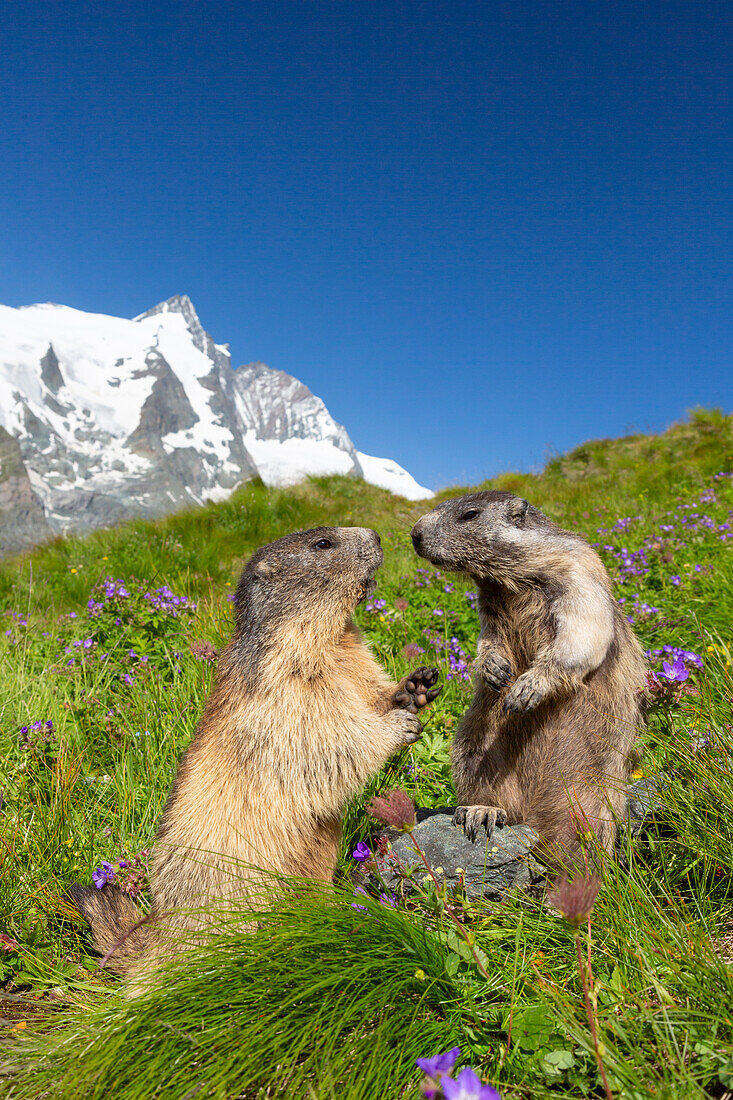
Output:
393,666,442,713
476,651,514,690
453,804,508,843
503,672,547,714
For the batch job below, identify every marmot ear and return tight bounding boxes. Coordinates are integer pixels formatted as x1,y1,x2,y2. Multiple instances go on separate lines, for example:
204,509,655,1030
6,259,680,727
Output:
509,498,529,527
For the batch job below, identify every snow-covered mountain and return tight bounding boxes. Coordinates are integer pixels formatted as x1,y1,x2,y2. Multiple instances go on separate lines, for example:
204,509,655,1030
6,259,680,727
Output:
0,295,431,552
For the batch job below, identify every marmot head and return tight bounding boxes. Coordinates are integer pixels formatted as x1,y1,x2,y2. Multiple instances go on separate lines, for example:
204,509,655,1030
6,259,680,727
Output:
411,491,555,581
233,526,383,636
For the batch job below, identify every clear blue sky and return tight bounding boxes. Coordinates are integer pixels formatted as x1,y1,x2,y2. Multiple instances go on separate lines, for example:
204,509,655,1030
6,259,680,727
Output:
1,0,730,489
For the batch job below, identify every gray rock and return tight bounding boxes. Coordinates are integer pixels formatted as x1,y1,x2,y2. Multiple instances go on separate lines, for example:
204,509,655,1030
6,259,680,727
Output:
40,343,64,393
624,777,664,838
126,350,200,455
0,428,52,554
376,809,544,901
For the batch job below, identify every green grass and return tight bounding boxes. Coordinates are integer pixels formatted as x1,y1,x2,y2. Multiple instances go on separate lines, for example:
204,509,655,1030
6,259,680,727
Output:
1,408,733,1098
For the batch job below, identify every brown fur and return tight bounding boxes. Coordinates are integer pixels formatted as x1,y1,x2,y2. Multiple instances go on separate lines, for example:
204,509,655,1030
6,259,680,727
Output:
71,526,434,986
412,492,647,869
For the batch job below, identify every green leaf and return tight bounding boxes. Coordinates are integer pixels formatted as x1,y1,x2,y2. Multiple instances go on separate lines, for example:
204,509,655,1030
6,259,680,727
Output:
539,1049,575,1077
511,1004,557,1052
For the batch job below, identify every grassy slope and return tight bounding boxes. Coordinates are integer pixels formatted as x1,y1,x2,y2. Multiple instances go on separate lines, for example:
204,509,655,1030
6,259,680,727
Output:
1,407,732,1098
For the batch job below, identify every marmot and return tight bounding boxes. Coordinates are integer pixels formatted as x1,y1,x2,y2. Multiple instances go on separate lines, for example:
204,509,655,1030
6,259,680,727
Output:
70,526,441,983
411,491,646,867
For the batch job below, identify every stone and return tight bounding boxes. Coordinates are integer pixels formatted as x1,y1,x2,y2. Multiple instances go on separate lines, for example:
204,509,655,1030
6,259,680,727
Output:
375,808,544,901
624,777,664,838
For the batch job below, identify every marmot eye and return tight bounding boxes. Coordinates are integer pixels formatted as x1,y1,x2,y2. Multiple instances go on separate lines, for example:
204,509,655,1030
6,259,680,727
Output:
313,538,333,550
459,509,480,522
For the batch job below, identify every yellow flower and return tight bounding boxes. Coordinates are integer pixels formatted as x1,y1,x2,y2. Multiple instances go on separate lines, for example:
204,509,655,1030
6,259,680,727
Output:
414,969,427,981
225,582,231,586
70,568,77,574
102,556,108,561
707,645,716,653
632,768,644,779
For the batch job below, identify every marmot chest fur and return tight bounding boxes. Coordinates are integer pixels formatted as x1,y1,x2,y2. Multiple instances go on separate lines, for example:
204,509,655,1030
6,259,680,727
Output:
412,491,646,865
71,525,440,981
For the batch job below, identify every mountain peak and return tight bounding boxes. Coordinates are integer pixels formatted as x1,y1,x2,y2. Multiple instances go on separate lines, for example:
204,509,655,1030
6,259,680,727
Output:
134,294,198,323
133,295,209,353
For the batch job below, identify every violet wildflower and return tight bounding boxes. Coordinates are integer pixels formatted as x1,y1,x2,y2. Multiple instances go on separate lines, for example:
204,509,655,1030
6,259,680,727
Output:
416,1047,460,1079
91,861,116,889
660,656,689,683
352,841,371,862
351,886,368,912
442,1067,500,1100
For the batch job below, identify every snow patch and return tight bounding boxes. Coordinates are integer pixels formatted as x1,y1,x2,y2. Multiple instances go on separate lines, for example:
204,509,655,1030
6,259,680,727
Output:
356,452,433,500
245,435,356,487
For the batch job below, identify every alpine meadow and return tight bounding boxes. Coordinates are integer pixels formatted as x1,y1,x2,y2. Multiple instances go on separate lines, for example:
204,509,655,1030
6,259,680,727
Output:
1,407,732,1099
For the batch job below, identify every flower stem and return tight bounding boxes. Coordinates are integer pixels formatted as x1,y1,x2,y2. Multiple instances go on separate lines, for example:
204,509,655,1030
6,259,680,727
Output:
574,929,614,1100
408,831,491,981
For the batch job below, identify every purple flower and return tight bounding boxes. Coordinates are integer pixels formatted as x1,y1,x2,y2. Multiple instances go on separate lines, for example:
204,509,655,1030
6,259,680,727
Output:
351,886,368,911
416,1048,461,1079
19,726,28,734
670,575,681,586
91,861,116,889
352,841,371,862
660,656,689,682
379,892,396,908
45,720,53,731
442,1067,500,1100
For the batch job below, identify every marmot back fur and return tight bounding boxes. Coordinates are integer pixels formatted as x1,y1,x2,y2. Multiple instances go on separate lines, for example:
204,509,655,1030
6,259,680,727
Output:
411,491,646,867
70,526,440,984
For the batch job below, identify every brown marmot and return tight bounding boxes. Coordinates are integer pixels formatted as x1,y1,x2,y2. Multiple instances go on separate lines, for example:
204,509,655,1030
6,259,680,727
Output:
411,491,646,867
70,526,441,983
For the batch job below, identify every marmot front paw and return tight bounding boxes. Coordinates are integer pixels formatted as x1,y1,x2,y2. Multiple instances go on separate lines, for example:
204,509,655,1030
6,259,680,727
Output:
476,651,514,690
503,671,547,713
392,666,442,713
453,804,508,843
388,709,423,747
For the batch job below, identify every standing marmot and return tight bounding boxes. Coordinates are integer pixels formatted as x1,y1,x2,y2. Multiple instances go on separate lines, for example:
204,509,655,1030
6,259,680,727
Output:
71,526,441,983
411,491,646,867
